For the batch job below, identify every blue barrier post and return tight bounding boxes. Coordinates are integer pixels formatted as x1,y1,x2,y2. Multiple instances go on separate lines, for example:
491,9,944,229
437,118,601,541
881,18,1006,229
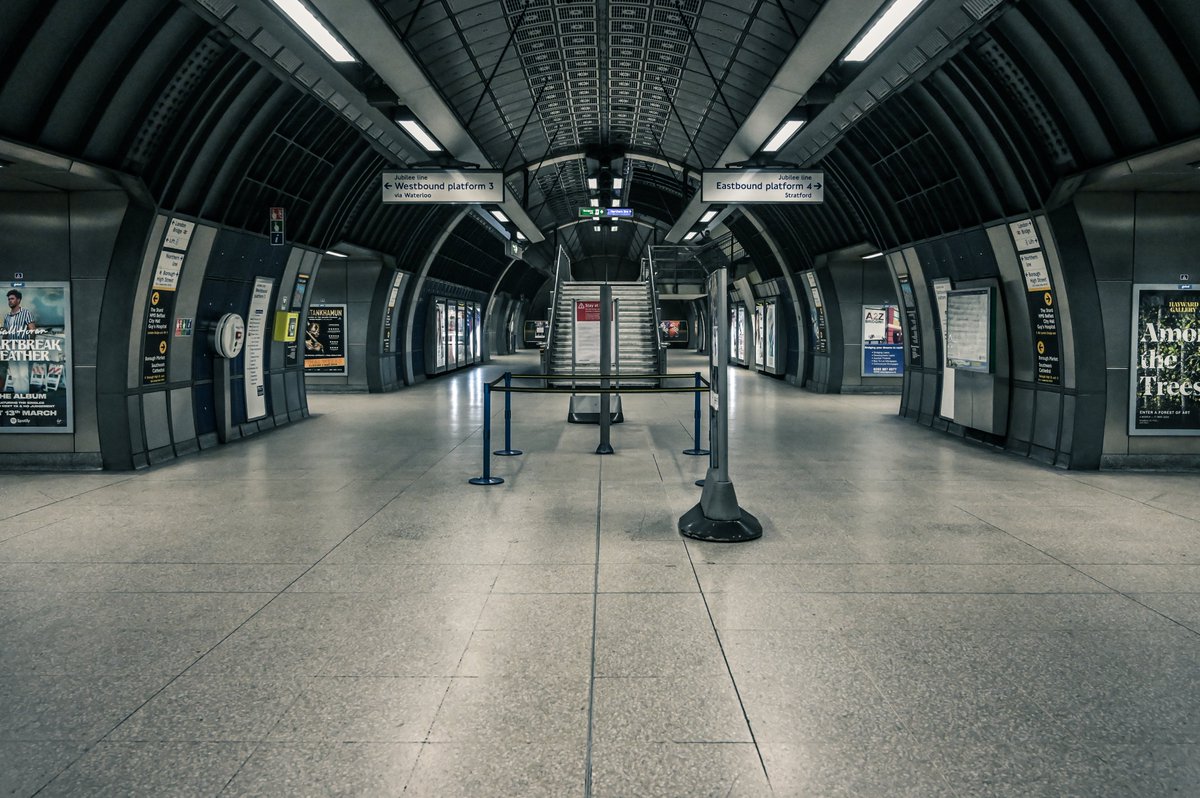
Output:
683,371,710,456
494,372,522,456
469,382,504,485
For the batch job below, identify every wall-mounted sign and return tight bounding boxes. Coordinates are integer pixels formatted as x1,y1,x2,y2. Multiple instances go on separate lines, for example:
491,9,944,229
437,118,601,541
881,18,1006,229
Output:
931,277,955,420
700,169,824,204
578,207,633,217
163,218,195,252
805,271,827,354
897,274,923,367
143,221,194,386
1019,251,1061,385
1129,285,1200,435
0,282,73,433
304,304,346,374
381,170,505,204
269,207,285,246
284,273,310,366
1009,218,1041,252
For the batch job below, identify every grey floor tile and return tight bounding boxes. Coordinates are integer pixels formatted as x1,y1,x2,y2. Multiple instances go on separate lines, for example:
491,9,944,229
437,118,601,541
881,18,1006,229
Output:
286,563,500,594
1131,593,1200,631
694,563,1105,594
0,741,86,797
188,627,346,677
402,740,584,798
266,677,449,742
223,742,421,798
318,627,475,678
456,628,593,678
0,563,305,593
36,742,254,798
1077,564,1200,593
107,676,305,742
0,675,164,742
475,593,594,631
591,742,770,798
425,676,589,744
491,563,595,593
595,592,712,636
594,626,727,677
932,741,1164,798
591,676,751,743
760,741,956,797
598,562,698,592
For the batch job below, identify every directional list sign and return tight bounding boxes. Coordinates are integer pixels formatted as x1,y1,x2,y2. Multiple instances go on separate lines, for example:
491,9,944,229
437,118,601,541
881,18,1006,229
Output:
381,170,505,204
700,169,824,204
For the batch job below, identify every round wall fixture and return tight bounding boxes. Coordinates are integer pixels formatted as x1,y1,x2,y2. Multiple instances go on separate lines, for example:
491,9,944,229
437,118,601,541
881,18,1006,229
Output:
213,313,246,359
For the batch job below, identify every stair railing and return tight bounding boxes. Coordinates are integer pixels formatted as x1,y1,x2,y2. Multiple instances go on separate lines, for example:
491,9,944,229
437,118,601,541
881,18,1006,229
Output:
542,245,570,375
646,251,667,380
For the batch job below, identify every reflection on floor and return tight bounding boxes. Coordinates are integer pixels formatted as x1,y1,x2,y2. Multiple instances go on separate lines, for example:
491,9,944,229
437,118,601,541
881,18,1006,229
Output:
1,351,1198,796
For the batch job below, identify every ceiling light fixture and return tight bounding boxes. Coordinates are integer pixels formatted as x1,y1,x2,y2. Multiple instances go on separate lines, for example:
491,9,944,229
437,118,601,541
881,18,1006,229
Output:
324,250,348,258
683,231,699,242
587,177,599,190
593,225,602,232
699,209,719,224
612,178,624,190
611,199,621,207
590,199,600,207
267,0,357,63
490,209,510,224
843,0,930,63
862,251,884,260
762,118,806,153
610,225,618,232
394,107,442,153
516,232,527,241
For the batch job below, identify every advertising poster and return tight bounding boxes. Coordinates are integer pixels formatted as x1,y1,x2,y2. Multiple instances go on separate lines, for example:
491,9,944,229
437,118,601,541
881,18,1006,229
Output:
304,304,347,374
754,304,765,367
447,302,459,366
736,305,746,361
464,304,473,360
0,282,72,432
285,273,310,366
523,320,548,347
897,274,923,366
473,305,481,358
245,277,273,420
765,303,776,369
1130,286,1200,435
862,304,905,376
659,319,688,343
436,300,447,367
456,302,466,363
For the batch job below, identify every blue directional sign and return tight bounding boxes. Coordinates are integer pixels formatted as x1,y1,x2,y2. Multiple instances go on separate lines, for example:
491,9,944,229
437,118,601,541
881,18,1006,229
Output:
606,207,633,217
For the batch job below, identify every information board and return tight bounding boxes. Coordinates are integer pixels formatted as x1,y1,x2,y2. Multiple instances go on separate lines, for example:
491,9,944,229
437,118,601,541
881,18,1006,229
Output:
523,319,548,347
804,271,827,354
765,303,776,370
896,274,923,367
1019,250,1061,385
945,288,992,372
931,277,955,419
1129,285,1200,435
244,277,273,420
575,300,602,367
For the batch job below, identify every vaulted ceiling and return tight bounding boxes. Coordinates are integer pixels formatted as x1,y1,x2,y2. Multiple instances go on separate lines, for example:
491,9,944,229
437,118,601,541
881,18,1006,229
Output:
2,0,1200,294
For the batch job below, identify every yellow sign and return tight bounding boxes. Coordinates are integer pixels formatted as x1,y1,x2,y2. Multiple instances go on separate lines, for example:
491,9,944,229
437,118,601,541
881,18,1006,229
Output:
273,311,299,342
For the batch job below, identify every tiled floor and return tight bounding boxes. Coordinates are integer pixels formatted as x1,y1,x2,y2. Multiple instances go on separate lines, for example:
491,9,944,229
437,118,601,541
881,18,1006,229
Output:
1,350,1199,796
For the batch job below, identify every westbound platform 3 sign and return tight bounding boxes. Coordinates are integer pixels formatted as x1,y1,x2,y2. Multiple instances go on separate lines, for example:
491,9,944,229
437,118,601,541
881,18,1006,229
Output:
700,169,824,204
381,170,504,204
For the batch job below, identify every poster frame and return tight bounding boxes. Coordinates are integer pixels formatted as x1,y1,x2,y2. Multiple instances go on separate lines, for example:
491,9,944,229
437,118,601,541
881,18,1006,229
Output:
0,281,74,433
1128,284,1200,436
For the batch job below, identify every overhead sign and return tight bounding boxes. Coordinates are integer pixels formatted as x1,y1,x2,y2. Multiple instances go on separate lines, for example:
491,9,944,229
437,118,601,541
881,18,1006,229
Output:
578,207,633,218
700,169,824,204
381,170,504,204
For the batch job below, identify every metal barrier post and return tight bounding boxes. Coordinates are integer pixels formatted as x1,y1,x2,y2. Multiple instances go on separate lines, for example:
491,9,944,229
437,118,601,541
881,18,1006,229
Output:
494,372,522,456
683,371,710,456
469,382,504,485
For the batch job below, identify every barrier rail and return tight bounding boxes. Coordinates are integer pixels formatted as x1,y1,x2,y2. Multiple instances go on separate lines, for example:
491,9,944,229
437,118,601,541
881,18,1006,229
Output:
469,371,711,486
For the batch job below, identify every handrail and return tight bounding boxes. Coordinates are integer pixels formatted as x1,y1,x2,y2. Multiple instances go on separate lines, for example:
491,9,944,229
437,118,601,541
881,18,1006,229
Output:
646,249,667,376
543,245,569,353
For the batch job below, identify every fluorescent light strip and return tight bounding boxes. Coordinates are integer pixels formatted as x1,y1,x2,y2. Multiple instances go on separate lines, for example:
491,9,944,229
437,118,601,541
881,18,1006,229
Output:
611,199,620,207
325,250,348,258
843,0,929,63
516,232,527,241
268,0,357,63
862,251,884,260
490,210,510,223
683,231,698,241
399,119,442,152
590,199,600,207
699,209,718,224
587,178,599,190
762,119,805,153
612,178,624,190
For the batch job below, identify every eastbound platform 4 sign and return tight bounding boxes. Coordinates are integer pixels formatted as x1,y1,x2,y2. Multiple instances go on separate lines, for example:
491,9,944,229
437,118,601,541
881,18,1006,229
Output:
701,169,824,204
381,170,504,204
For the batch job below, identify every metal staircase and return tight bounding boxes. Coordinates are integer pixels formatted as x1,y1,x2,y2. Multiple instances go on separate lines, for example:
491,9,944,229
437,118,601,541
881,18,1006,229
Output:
545,280,661,386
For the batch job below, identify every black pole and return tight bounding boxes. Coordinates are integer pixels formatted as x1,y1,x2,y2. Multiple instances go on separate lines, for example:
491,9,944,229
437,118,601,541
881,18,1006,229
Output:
683,371,709,455
470,383,504,485
495,372,522,456
596,284,614,454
